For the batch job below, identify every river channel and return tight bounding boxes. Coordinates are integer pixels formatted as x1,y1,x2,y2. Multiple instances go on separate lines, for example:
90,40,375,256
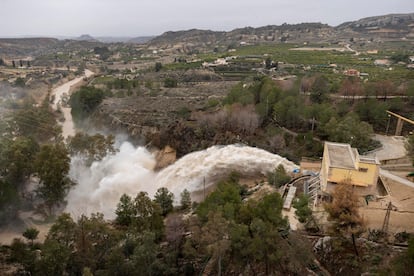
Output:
50,69,94,138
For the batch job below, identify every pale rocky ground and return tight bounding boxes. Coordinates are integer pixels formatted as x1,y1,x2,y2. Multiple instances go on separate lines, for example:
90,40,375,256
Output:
0,212,52,245
366,134,407,161
361,176,414,234
345,135,413,234
296,134,414,235
363,134,414,234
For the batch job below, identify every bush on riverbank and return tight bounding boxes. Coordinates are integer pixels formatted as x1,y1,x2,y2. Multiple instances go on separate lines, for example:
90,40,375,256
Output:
69,86,105,122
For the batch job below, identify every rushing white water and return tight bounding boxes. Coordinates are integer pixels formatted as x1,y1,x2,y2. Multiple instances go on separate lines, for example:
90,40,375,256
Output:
155,144,298,200
65,142,298,219
66,142,156,219
50,69,94,138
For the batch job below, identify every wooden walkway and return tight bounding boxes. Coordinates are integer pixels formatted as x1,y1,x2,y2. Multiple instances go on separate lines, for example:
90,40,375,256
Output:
283,186,297,210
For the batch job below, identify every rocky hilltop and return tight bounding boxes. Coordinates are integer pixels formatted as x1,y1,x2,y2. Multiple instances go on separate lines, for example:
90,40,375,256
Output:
337,13,414,39
148,23,335,47
147,13,414,47
337,13,414,31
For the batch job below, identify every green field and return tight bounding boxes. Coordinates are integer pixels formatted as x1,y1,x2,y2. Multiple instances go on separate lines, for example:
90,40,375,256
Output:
203,43,413,82
156,41,413,84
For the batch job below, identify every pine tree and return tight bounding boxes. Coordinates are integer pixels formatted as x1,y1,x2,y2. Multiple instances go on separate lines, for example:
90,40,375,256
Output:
180,189,192,210
22,227,39,245
154,187,174,216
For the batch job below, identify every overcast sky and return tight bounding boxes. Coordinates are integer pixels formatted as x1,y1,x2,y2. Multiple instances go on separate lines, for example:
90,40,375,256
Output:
1,0,413,37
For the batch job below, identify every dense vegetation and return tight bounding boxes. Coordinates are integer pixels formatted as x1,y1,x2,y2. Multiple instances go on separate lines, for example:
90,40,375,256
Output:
2,176,321,275
221,75,412,153
155,72,414,160
1,30,414,275
3,175,413,275
69,86,106,122
0,99,68,223
0,95,115,224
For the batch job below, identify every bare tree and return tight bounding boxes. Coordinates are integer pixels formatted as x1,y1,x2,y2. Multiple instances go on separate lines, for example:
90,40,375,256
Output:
165,213,185,250
228,104,259,135
339,78,362,101
374,80,394,100
325,181,365,256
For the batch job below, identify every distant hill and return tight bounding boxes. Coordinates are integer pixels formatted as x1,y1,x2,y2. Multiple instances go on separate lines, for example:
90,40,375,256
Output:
69,36,154,44
0,37,104,57
149,29,225,45
75,34,99,42
148,13,414,47
0,37,60,56
147,23,334,47
336,13,414,39
127,36,155,44
337,13,414,31
0,13,412,57
94,36,132,43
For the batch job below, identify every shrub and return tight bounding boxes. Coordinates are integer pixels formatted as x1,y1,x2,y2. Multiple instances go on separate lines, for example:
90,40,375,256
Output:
69,86,105,121
164,78,178,88
293,194,312,223
267,165,291,187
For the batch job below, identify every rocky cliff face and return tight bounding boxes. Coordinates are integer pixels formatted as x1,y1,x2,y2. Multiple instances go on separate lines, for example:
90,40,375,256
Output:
154,145,177,171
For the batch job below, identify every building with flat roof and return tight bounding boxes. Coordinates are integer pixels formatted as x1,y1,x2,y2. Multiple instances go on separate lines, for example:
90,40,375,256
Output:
320,142,380,196
344,69,360,77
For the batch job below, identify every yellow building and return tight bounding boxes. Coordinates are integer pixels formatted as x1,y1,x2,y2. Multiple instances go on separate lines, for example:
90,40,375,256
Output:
320,142,380,196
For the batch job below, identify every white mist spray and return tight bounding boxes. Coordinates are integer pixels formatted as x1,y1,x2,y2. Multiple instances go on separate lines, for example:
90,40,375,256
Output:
65,142,156,219
65,143,298,219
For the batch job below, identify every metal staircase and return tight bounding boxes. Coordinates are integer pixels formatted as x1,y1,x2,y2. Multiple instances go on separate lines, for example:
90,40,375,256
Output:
305,174,321,207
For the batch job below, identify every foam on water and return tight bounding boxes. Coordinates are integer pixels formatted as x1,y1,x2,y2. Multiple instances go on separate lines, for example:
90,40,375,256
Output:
155,144,298,201
65,142,298,219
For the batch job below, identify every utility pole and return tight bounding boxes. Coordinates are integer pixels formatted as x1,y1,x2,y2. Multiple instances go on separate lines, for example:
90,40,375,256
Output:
311,117,315,132
382,201,392,234
265,95,269,119
203,177,206,200
386,114,391,135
